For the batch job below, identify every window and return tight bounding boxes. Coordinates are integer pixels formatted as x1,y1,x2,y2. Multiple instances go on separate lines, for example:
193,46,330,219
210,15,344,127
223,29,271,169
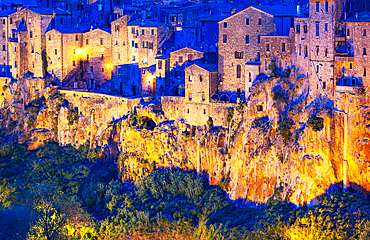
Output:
2,19,4,24
10,18,12,24
316,65,319,73
135,43,138,48
364,68,367,76
325,1,329,12
258,18,261,25
304,25,307,33
282,43,286,52
202,94,205,102
364,48,367,55
246,18,249,25
316,23,319,37
316,2,320,12
86,39,89,45
99,14,103,20
142,29,145,35
55,49,57,55
323,81,326,89
325,23,328,32
266,44,270,52
299,44,301,55
203,109,206,114
235,51,243,59
74,82,77,89
189,75,192,82
30,31,33,38
31,46,34,53
305,44,308,57
158,60,162,69
87,54,89,62
149,42,153,49
151,29,154,35
179,56,183,63
248,72,252,82
101,67,104,72
199,75,203,82
14,46,16,52
2,45,4,51
364,29,367,36
100,39,103,45
257,105,263,111
245,35,249,44
188,54,193,61
142,41,146,48
296,24,300,33
347,29,350,36
73,60,76,66
325,48,328,57
90,66,93,71
76,35,78,41
188,93,192,101
257,35,260,44
223,22,227,28
115,40,118,45
132,41,134,47
236,65,241,78
316,46,319,56
14,61,17,68
48,36,51,41
101,54,104,60
187,109,189,114
131,28,135,34
257,52,260,61
350,63,353,69
223,34,227,43
118,53,121,60
2,31,4,38
122,41,125,45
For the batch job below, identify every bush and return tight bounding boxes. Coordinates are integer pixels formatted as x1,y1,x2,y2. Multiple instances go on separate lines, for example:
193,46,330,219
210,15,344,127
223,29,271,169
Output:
207,117,213,130
307,115,324,131
276,118,294,144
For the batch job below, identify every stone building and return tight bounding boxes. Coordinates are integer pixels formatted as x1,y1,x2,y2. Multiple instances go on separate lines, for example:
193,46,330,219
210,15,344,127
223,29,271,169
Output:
168,47,204,96
6,7,69,79
0,10,16,78
45,28,84,84
155,53,170,96
218,5,296,102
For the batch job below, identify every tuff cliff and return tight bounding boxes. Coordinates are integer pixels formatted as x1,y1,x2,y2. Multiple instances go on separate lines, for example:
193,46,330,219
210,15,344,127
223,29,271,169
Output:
1,73,369,206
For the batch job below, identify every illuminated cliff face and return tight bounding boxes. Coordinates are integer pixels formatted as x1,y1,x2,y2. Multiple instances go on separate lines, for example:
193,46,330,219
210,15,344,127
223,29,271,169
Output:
1,73,370,207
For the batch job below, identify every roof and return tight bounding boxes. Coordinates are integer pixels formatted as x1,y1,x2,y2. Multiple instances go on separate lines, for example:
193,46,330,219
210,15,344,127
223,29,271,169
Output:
27,7,71,15
252,5,297,17
344,12,370,22
191,63,217,72
219,5,296,22
127,19,164,27
170,47,203,54
54,28,85,34
0,9,16,17
200,15,228,22
155,54,170,59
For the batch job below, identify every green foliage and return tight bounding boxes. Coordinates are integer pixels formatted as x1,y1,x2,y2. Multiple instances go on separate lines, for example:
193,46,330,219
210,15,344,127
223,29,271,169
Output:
41,50,48,77
207,117,214,131
252,116,269,130
235,100,245,116
127,111,156,130
268,60,282,78
273,87,289,103
2,85,7,91
67,107,79,125
282,68,291,78
226,107,234,124
307,115,324,132
219,171,231,191
276,117,294,144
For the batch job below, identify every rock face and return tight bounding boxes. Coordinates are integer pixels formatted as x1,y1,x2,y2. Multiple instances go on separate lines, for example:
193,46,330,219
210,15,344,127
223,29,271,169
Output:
1,74,370,206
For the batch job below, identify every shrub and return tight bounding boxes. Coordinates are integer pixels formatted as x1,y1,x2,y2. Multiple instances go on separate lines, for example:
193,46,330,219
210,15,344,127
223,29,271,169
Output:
307,115,324,131
207,117,213,131
276,118,294,144
226,108,234,124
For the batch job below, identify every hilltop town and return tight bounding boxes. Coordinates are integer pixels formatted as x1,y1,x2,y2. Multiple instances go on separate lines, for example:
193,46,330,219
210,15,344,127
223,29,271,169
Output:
0,0,368,127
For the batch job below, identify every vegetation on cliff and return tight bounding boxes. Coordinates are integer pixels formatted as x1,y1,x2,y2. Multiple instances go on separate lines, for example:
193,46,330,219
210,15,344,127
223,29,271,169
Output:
0,134,369,239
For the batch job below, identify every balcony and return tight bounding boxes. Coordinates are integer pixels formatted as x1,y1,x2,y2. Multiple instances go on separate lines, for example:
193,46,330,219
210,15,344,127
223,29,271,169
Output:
8,38,18,43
